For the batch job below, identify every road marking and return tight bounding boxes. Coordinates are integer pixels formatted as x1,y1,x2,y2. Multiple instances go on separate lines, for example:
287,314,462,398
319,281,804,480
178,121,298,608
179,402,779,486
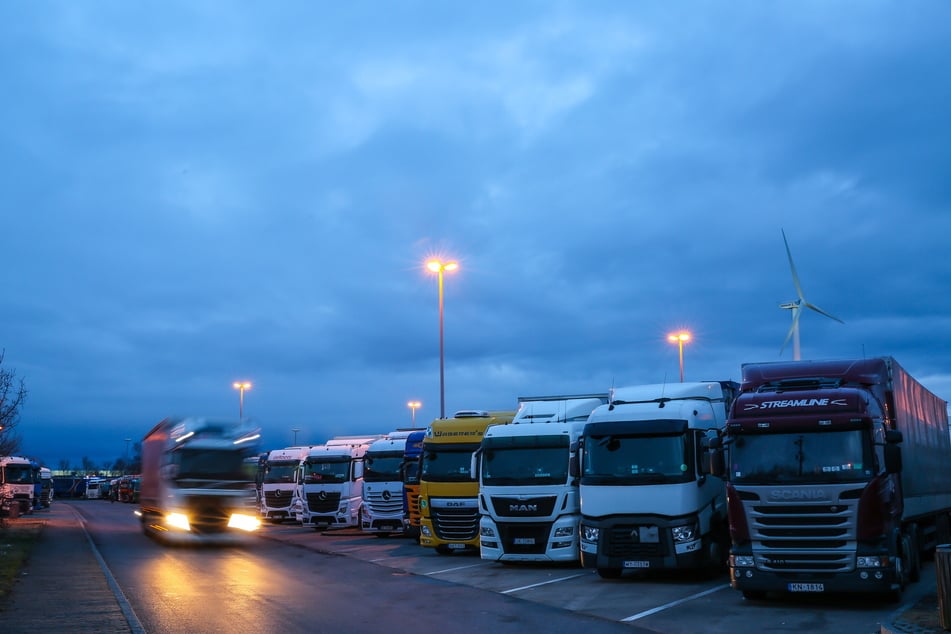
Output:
70,505,148,634
426,562,487,575
502,573,588,594
621,584,730,622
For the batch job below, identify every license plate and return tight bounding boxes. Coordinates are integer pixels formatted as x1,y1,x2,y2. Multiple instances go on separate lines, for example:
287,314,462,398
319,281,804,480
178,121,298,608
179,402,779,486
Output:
514,538,535,545
448,543,466,549
623,560,650,569
788,583,824,592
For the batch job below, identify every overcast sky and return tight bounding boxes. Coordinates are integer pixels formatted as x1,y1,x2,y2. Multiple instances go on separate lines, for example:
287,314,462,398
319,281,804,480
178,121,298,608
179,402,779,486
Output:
3,2,950,468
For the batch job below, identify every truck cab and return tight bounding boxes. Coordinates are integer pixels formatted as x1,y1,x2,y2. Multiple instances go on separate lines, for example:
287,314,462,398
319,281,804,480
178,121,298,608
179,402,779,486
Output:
0,455,36,516
260,447,309,522
361,431,413,536
578,381,737,578
293,436,382,530
418,410,515,554
478,394,608,563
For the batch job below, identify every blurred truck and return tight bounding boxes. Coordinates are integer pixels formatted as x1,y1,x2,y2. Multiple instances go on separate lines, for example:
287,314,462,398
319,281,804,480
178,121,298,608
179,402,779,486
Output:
711,357,951,601
138,416,263,543
478,394,608,563
418,410,515,554
578,381,738,578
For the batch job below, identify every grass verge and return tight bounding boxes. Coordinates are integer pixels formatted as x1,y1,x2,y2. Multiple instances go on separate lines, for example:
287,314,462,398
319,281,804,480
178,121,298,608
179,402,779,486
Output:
0,516,46,601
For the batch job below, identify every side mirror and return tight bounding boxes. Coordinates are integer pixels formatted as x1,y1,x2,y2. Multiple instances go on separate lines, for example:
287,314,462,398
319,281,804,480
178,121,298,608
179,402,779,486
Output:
470,448,482,480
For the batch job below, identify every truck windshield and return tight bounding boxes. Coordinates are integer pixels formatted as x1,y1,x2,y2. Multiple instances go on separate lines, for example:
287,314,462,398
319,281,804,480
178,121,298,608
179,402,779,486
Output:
729,429,872,484
302,458,350,483
175,449,251,481
481,435,569,486
582,433,691,484
364,451,404,482
263,462,298,484
2,465,35,484
421,444,478,482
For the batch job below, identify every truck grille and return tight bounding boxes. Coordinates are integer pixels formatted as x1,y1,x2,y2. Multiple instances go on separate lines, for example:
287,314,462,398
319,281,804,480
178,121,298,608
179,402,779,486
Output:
185,495,244,534
406,488,420,526
498,522,553,554
489,496,557,518
745,490,859,573
432,507,479,540
365,489,403,515
306,491,342,513
604,525,667,558
263,490,293,509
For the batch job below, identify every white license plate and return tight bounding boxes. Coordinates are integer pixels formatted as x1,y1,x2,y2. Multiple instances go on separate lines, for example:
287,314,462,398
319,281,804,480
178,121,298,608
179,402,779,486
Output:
623,560,650,569
514,538,535,545
788,583,824,592
448,543,466,549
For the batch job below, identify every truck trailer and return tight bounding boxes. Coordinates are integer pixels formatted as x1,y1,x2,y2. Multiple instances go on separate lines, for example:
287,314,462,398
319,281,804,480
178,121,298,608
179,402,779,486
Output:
578,381,738,578
713,357,951,600
419,410,515,554
478,394,608,563
138,416,263,543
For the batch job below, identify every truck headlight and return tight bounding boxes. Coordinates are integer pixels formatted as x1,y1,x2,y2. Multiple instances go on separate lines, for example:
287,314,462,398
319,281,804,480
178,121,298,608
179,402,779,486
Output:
857,555,888,568
420,525,432,537
228,513,261,532
581,525,599,542
480,526,496,538
554,526,574,538
672,524,697,543
731,555,754,567
166,512,191,531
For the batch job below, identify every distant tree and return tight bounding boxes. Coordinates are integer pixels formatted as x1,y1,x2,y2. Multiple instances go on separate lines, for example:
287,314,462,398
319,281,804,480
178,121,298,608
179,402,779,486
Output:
0,350,28,456
112,458,128,474
58,458,70,472
81,455,95,474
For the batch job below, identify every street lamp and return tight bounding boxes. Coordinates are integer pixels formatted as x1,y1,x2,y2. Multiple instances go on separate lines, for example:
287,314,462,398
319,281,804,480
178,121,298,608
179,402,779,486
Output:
426,258,458,419
667,331,691,383
291,427,300,445
407,401,422,427
233,381,252,419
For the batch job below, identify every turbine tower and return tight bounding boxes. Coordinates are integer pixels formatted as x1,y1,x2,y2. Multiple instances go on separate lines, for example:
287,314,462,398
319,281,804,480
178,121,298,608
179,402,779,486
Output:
779,229,844,360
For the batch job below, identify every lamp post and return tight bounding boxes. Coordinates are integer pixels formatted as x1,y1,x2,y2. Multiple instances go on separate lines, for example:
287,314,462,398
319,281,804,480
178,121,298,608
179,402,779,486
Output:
233,381,252,419
291,427,300,445
426,258,458,419
407,401,421,427
667,331,691,382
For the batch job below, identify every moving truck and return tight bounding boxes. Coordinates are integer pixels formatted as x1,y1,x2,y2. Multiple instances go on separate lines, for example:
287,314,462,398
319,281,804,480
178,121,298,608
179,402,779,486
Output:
712,357,951,600
138,417,262,543
578,382,738,577
419,410,515,554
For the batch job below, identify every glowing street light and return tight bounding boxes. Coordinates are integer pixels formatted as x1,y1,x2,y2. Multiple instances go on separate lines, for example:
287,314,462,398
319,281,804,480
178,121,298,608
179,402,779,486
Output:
407,401,422,427
232,381,252,419
667,331,691,383
426,258,458,419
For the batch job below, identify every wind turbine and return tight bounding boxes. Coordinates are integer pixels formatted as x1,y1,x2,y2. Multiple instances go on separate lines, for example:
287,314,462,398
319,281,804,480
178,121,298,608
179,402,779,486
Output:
779,229,844,360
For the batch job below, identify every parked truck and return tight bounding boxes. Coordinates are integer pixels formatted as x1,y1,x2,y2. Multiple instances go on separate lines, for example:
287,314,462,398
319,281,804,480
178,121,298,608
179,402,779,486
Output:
578,381,738,578
138,416,263,543
361,431,413,536
0,455,35,516
478,394,609,563
292,436,382,530
711,357,951,600
260,446,309,523
39,467,53,508
418,410,515,554
401,429,426,538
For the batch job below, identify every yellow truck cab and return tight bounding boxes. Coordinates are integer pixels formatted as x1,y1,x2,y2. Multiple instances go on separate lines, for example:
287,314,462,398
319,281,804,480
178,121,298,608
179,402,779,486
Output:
418,410,514,554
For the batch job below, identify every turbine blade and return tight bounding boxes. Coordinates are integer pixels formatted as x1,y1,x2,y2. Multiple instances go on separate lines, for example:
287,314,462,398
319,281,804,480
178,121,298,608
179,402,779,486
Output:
782,229,806,301
803,301,845,324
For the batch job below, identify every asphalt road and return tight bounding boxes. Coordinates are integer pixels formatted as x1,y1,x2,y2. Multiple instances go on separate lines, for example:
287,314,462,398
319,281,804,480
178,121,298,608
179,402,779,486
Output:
4,501,938,633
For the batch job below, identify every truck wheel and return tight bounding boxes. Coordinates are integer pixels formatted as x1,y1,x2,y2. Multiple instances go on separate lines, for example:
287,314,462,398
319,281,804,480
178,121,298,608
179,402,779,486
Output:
597,568,622,579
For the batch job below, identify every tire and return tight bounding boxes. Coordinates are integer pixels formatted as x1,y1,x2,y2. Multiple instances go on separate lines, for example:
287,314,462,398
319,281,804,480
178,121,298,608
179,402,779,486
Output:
597,567,623,579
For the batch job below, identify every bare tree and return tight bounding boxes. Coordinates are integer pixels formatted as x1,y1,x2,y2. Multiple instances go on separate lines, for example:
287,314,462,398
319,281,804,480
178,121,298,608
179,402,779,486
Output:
0,350,28,456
